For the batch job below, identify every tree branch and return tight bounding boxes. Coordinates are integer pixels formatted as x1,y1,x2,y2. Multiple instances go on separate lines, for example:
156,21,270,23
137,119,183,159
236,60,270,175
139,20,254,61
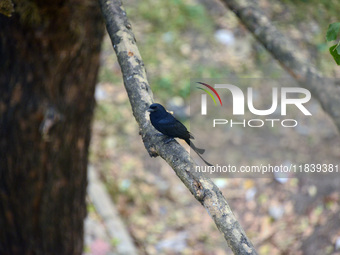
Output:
88,165,138,255
98,0,257,254
220,0,340,132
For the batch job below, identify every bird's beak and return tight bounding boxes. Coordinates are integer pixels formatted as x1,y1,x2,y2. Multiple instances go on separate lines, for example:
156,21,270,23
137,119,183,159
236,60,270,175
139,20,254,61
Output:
147,108,155,112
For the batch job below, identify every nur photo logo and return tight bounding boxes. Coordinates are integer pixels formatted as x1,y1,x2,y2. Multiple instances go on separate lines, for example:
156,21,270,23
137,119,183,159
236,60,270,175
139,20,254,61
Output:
196,81,312,128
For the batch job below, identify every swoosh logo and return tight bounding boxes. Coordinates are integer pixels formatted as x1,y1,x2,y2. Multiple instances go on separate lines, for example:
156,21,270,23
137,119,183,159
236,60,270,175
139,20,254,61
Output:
196,82,223,106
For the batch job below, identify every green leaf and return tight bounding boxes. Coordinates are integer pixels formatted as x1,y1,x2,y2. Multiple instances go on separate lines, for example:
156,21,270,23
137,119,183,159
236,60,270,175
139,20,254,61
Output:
329,44,340,65
336,43,340,55
326,22,340,41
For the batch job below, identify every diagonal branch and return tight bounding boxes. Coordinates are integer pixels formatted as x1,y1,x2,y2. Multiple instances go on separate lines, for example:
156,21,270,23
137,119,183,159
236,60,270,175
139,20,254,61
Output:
220,0,340,132
98,0,257,254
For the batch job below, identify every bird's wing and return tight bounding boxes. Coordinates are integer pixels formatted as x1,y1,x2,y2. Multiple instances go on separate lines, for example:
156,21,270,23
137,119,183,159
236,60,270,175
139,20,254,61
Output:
157,115,191,139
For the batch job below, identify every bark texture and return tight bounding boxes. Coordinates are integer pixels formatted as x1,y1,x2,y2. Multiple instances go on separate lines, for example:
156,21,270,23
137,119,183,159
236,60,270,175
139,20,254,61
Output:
99,0,257,254
0,1,104,254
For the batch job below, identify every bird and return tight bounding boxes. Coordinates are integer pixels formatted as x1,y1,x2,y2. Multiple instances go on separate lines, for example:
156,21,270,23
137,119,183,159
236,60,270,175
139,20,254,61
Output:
147,103,212,166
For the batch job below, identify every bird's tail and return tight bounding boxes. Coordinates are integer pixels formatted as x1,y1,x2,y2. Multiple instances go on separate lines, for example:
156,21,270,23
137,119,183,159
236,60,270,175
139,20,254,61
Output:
185,139,213,166
195,151,213,166
185,139,205,154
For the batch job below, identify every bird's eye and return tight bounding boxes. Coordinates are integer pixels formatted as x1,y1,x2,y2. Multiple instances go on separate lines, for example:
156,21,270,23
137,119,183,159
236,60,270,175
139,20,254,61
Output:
150,105,157,109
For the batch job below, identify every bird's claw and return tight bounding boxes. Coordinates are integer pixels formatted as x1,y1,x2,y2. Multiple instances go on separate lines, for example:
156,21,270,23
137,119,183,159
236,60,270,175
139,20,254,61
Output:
154,133,174,144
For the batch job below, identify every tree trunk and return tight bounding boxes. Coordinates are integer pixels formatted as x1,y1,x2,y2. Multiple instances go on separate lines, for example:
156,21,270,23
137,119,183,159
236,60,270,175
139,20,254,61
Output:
0,1,104,254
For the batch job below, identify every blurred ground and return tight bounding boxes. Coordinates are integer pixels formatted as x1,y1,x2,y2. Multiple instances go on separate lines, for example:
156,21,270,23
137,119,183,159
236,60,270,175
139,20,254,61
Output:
86,0,340,254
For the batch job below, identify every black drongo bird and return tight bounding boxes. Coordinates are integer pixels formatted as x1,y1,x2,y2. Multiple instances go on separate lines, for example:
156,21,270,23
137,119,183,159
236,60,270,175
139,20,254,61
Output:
147,103,212,166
